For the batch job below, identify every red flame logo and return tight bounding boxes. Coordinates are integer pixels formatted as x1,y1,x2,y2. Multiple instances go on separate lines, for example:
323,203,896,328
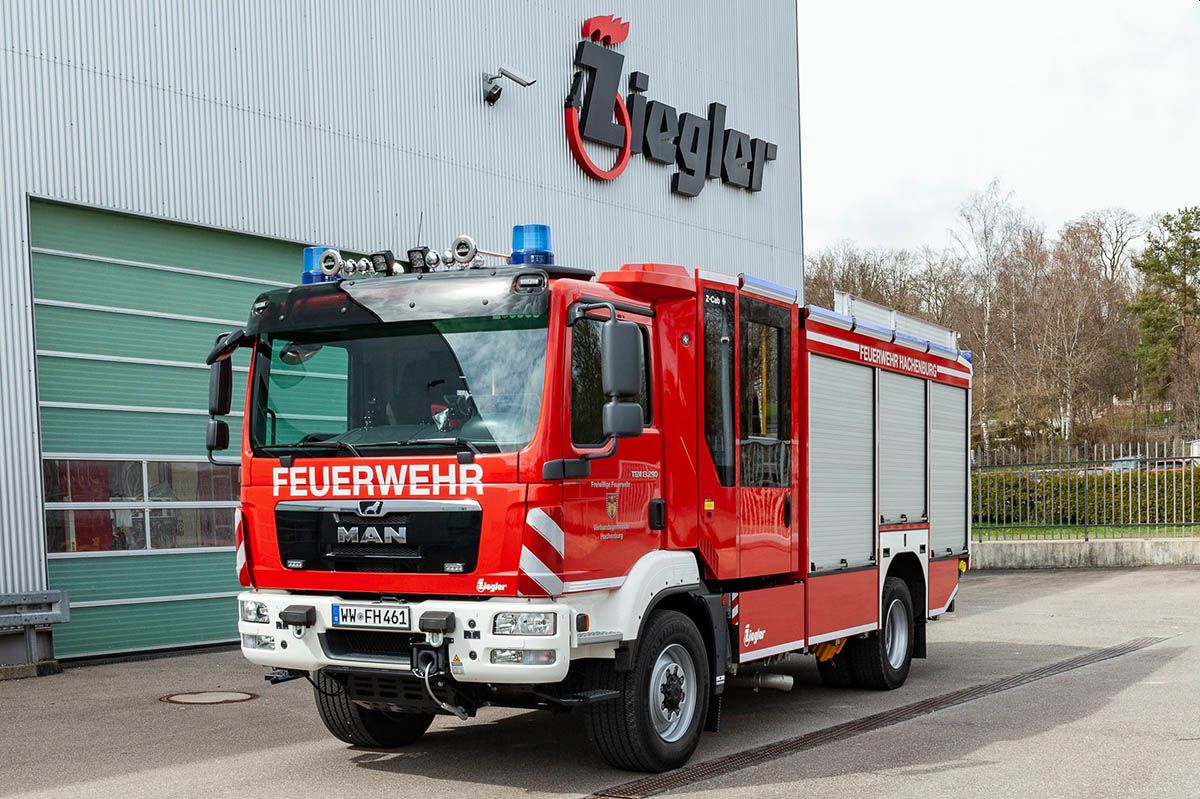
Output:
581,15,630,46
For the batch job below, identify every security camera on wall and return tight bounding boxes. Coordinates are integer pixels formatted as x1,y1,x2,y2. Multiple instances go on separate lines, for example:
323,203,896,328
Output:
482,65,536,105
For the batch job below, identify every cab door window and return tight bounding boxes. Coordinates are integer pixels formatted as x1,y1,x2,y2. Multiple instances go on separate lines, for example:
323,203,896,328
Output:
571,317,651,447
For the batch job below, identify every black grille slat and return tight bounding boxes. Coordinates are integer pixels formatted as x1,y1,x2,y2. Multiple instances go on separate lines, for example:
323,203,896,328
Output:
276,506,481,573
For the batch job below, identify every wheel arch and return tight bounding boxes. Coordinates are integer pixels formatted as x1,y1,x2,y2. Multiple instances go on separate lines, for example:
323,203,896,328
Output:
885,552,927,658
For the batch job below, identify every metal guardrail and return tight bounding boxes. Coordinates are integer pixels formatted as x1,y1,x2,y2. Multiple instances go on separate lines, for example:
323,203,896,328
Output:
972,441,1200,540
0,591,69,665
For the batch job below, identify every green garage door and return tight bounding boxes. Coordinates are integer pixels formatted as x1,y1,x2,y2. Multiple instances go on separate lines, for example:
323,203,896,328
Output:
31,200,304,658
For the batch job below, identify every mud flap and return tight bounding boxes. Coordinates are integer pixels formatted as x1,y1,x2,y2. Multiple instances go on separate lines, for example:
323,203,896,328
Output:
914,621,927,659
704,692,722,732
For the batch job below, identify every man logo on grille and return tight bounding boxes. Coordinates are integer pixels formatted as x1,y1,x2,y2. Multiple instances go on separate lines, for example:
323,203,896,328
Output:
358,500,385,517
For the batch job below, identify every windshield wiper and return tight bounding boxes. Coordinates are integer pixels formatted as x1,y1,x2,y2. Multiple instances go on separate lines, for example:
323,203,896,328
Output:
357,437,484,461
263,440,362,459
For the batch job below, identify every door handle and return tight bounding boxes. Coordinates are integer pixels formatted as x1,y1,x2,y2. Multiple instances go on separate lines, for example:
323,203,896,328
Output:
649,499,666,530
783,494,792,528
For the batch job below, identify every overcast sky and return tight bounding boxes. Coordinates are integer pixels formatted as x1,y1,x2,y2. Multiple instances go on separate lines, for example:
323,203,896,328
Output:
796,1,1200,253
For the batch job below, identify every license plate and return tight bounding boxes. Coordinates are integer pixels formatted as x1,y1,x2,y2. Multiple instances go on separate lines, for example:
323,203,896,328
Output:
331,604,411,630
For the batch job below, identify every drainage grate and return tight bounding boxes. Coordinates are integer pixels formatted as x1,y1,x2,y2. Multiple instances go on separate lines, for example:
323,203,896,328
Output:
593,637,1167,799
160,691,257,705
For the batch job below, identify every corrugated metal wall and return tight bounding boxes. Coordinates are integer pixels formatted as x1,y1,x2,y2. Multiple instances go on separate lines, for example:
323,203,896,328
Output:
0,0,802,594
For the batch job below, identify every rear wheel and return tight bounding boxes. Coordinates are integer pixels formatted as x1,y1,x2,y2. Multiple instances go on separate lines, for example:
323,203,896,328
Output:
850,576,914,690
582,610,710,772
313,670,435,748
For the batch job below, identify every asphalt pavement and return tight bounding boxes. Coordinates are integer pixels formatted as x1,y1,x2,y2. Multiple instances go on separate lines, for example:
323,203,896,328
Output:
2,567,1197,799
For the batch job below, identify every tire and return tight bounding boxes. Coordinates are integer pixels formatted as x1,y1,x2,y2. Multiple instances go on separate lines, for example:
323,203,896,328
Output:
816,643,857,688
582,610,710,772
313,670,435,748
850,576,914,690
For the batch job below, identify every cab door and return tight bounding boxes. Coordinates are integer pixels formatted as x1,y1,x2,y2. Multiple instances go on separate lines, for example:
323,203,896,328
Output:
736,294,795,577
560,307,663,588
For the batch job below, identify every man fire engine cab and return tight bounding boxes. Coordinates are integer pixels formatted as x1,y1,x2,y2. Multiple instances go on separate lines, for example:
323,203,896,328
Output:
207,225,971,773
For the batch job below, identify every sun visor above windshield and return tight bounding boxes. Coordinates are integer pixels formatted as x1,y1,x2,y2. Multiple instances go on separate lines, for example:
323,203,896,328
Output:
245,270,551,336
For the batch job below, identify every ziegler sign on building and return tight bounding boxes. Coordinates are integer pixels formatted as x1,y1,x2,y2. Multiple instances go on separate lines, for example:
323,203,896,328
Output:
565,15,777,197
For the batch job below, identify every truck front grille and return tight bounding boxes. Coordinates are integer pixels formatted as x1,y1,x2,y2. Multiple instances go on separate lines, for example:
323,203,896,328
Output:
276,507,481,574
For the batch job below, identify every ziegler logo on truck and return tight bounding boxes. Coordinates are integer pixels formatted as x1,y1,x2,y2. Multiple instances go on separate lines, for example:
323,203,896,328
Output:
743,626,766,647
272,463,484,498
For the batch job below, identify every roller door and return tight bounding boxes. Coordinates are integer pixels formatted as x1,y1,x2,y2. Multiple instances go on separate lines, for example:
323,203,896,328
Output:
31,200,302,657
930,381,969,555
807,355,874,570
878,371,926,523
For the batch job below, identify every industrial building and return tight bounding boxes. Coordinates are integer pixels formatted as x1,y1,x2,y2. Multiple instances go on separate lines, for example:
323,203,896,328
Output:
0,1,802,664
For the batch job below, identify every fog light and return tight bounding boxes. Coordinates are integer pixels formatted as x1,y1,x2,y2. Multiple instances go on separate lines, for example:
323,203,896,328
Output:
493,611,556,636
240,600,269,624
489,648,556,665
241,633,275,651
491,648,523,664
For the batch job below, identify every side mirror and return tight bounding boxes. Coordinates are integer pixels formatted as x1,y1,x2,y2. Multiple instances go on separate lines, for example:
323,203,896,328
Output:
600,318,644,440
209,358,233,416
603,401,643,438
600,319,642,397
206,418,230,452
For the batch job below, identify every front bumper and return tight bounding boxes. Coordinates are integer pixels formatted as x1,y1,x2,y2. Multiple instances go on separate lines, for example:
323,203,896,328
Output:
237,591,571,684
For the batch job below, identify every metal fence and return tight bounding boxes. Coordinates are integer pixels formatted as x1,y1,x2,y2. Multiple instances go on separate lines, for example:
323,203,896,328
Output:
972,441,1200,540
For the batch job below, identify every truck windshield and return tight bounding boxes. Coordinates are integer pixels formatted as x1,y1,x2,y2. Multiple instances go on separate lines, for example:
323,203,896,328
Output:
250,313,549,455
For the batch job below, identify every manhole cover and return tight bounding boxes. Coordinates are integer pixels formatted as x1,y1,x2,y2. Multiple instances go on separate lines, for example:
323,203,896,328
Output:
160,691,257,705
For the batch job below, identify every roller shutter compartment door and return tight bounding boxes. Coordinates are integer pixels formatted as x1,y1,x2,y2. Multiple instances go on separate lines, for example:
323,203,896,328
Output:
878,371,926,524
807,354,874,570
930,382,969,555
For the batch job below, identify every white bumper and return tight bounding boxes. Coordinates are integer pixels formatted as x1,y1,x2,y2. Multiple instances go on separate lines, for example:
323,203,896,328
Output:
238,591,571,683
237,550,702,686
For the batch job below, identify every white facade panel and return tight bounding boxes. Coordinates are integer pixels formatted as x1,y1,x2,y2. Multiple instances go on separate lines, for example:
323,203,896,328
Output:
879,371,926,523
0,0,804,593
808,355,874,570
930,382,969,555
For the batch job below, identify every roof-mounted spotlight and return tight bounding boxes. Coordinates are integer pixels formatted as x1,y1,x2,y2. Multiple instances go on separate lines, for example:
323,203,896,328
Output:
483,65,537,105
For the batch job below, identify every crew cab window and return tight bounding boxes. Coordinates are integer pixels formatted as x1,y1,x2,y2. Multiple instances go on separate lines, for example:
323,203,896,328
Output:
571,317,651,447
739,296,791,488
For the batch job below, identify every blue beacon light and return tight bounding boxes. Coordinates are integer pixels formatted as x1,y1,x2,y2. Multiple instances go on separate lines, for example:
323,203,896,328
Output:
302,246,336,284
509,224,554,265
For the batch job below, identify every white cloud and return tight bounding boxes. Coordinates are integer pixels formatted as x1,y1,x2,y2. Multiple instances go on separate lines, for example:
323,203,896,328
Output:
798,0,1200,252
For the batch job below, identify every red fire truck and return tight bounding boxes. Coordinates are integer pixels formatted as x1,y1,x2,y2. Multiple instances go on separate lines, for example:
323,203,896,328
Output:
207,232,971,772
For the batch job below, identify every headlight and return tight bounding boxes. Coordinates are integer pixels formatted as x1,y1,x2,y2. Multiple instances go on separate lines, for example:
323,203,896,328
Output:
241,633,275,650
240,600,269,624
493,611,556,636
490,648,556,665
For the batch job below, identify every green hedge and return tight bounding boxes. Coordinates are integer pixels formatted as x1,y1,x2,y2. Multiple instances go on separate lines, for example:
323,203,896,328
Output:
973,468,1200,526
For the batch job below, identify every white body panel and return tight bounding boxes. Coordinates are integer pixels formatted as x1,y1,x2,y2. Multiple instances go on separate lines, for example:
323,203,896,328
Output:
238,550,700,684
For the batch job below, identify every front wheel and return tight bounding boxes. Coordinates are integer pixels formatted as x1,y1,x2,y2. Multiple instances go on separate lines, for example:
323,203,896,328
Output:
313,670,435,748
850,576,914,690
582,610,710,772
